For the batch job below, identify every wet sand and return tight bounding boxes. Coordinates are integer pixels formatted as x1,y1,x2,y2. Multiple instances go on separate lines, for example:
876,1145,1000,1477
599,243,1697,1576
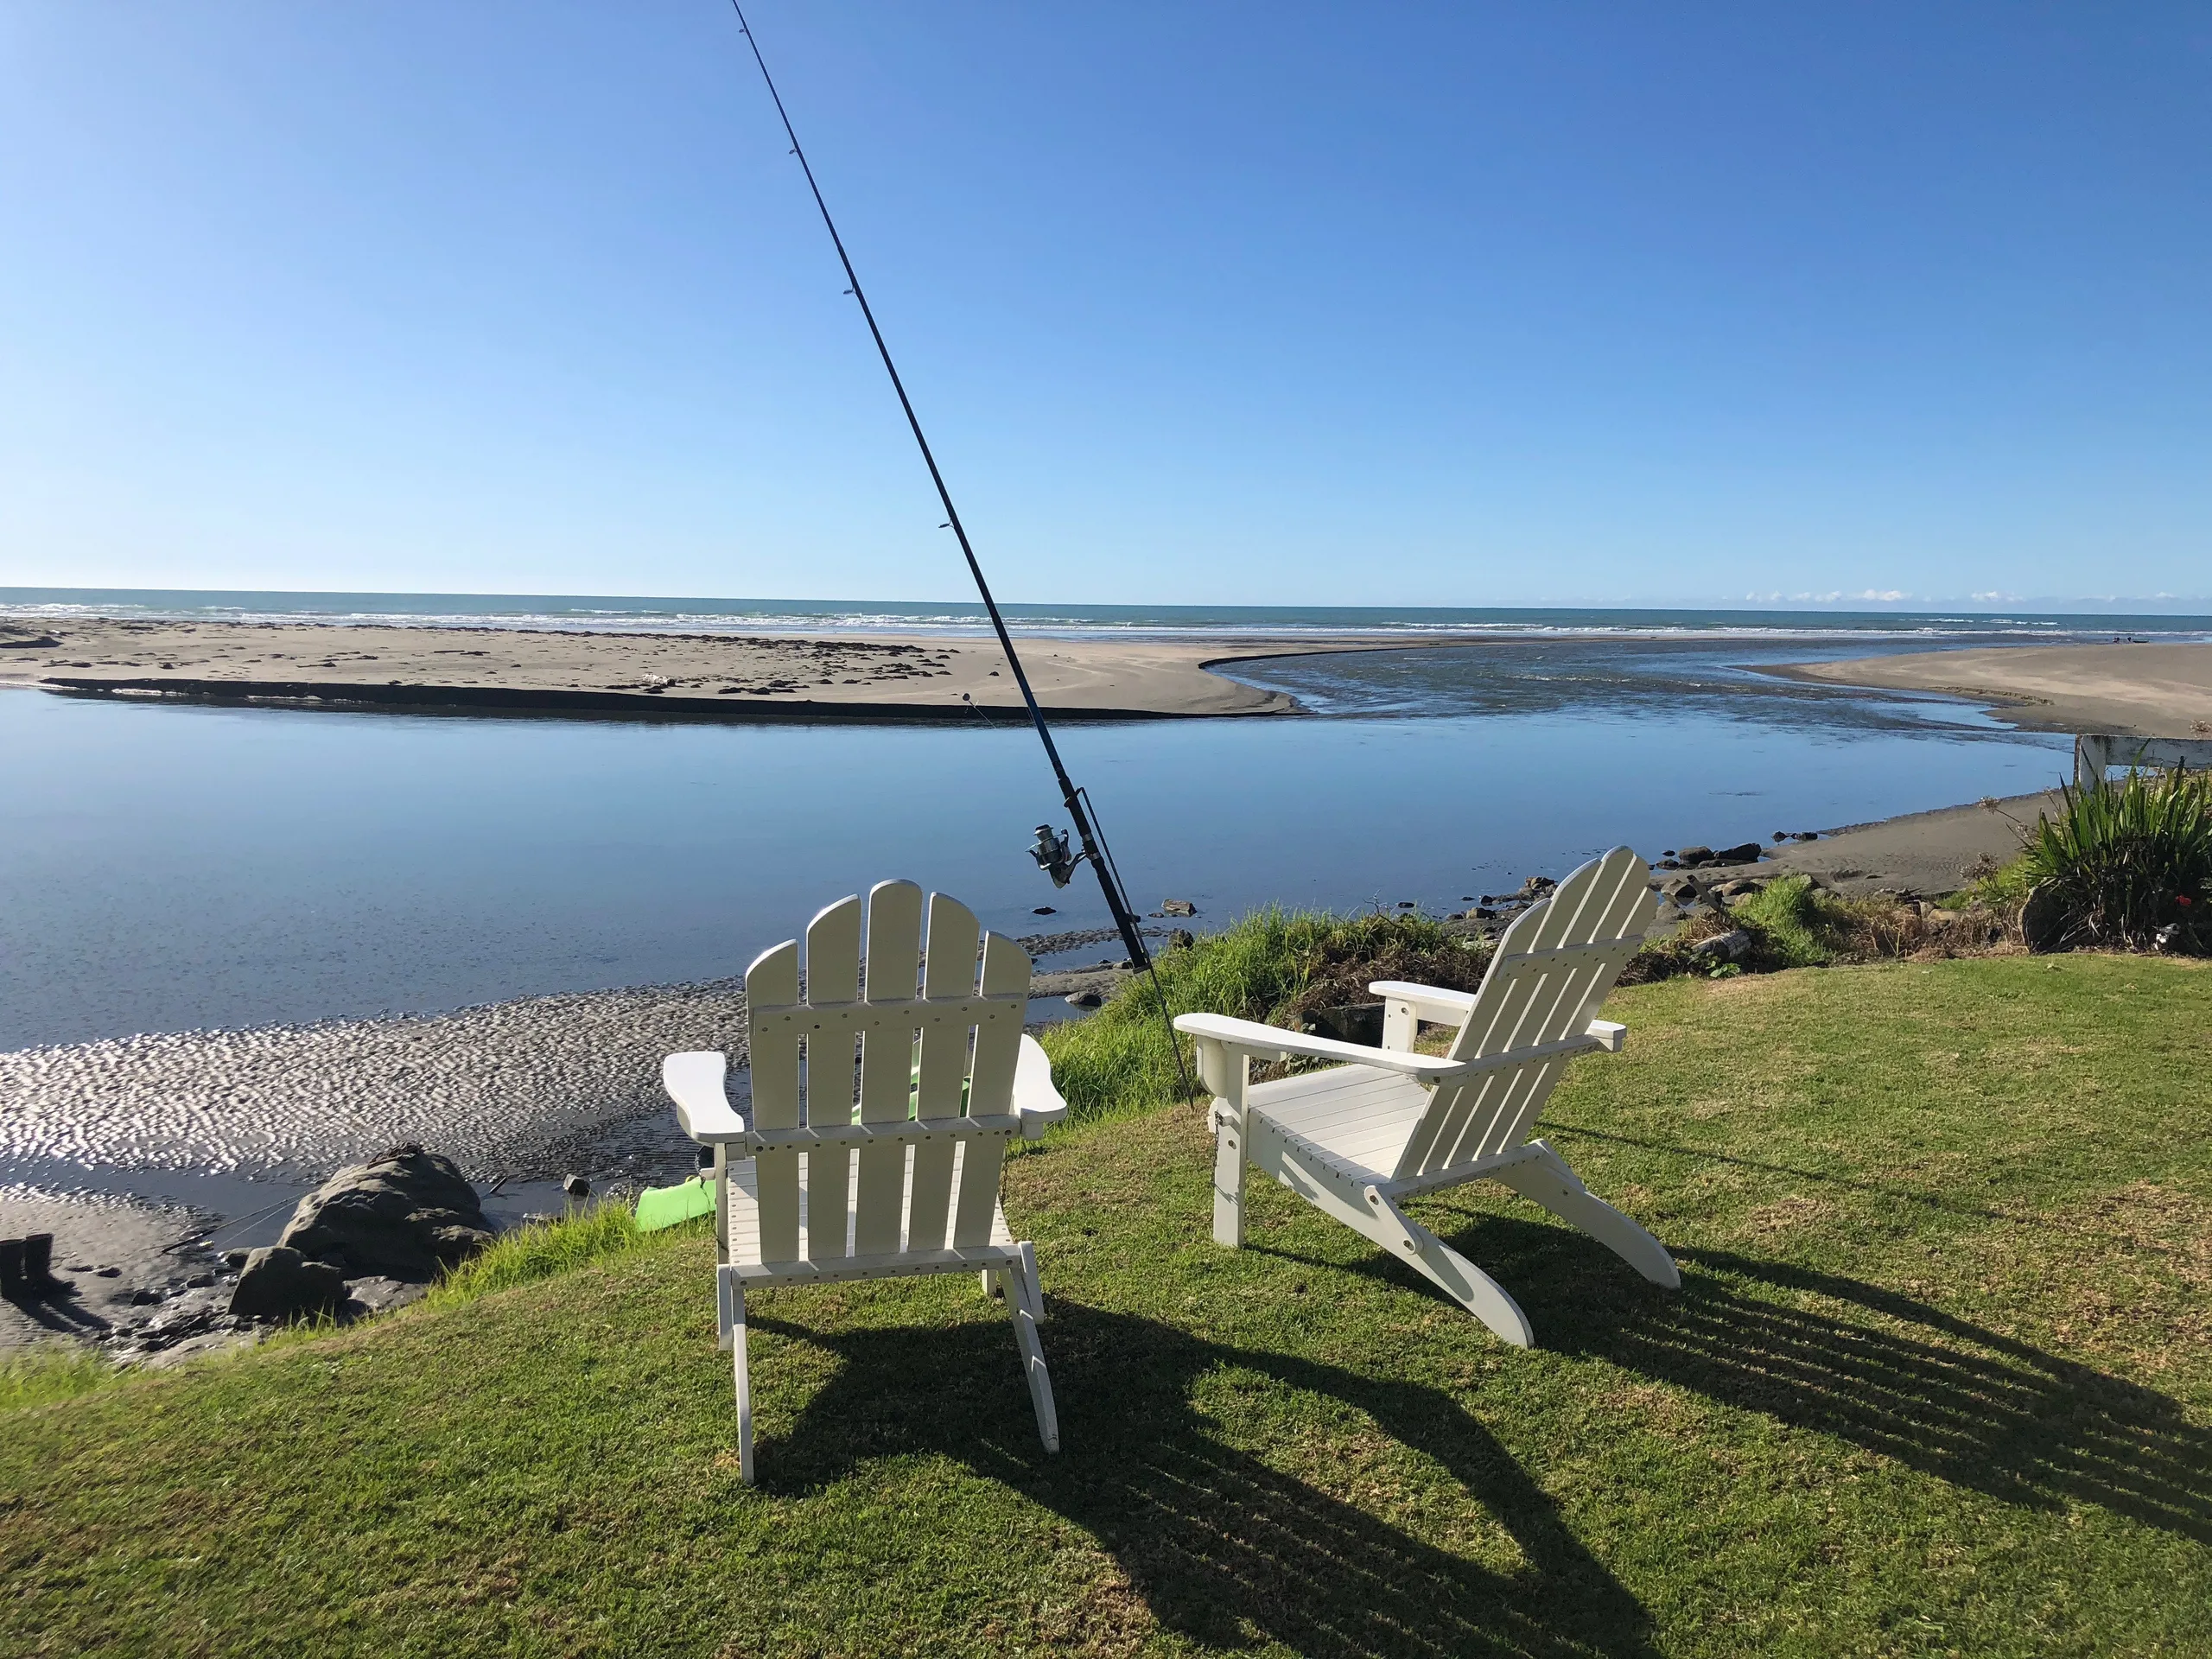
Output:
1777,642,2212,738
0,616,1306,720
1756,789,2060,898
0,966,1138,1350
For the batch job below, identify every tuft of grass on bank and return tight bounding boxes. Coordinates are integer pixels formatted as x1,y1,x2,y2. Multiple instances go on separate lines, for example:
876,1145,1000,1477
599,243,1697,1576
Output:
0,1344,113,1413
3,955,2209,1656
427,1198,658,1307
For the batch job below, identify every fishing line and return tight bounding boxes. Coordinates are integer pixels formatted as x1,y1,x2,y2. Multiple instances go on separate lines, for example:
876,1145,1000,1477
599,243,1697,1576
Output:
723,3,1196,1097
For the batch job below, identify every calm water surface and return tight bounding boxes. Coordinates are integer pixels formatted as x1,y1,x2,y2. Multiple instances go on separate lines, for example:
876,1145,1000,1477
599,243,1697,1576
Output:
2,633,2077,1046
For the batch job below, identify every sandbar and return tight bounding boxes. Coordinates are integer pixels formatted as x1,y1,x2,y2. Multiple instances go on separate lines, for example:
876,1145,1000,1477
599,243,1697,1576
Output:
1777,643,2212,738
0,616,1309,721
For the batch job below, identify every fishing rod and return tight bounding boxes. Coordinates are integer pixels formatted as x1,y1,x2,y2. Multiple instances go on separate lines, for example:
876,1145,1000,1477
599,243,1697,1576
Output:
726,3,1160,981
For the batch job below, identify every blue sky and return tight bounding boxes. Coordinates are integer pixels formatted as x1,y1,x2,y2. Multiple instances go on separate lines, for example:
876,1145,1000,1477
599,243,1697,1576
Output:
2,3,2208,608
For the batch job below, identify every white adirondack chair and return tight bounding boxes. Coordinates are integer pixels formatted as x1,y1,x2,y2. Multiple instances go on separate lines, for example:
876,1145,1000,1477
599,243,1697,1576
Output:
663,880,1069,1482
1173,847,1678,1347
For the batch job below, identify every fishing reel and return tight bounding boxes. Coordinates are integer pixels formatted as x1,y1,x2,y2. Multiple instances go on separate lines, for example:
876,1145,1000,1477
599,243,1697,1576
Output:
1029,823,1090,888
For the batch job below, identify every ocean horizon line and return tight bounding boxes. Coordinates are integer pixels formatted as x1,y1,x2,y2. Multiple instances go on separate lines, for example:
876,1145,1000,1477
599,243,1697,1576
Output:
7,586,2212,645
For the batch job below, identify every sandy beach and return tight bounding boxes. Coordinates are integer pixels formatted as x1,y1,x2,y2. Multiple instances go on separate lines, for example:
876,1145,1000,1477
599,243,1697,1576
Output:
0,616,1307,720
1778,642,2212,738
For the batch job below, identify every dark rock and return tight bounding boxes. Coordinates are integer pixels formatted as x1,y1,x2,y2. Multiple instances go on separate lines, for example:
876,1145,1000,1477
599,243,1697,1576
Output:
562,1174,591,1200
1064,989,1103,1008
343,1275,429,1317
94,1265,120,1278
1517,875,1557,897
1688,929,1754,964
1168,929,1195,950
1032,906,1056,915
229,1246,346,1322
185,1271,216,1289
1395,900,1415,909
1307,1004,1385,1046
1160,899,1197,917
1714,842,1764,866
130,1287,162,1305
276,1144,493,1282
2020,882,2070,953
1656,859,1681,870
1661,875,1700,905
1794,831,1819,841
1444,912,1465,922
1773,832,1789,842
222,1249,251,1270
1676,846,1713,866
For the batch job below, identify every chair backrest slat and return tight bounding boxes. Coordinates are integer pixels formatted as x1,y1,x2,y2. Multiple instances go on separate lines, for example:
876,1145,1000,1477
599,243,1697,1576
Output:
743,939,804,1262
860,880,925,1120
740,883,1030,1267
853,881,925,1254
745,940,802,1133
1395,848,1653,1181
916,894,980,1116
798,895,863,1259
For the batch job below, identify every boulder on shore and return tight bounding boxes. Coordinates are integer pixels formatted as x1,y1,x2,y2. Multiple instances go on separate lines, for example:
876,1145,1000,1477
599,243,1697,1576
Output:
277,1144,493,1282
229,1245,346,1321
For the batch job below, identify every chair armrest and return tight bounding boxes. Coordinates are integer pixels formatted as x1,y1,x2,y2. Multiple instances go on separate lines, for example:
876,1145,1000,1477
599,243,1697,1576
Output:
1173,1013,1465,1077
1368,981,1478,1024
664,1051,747,1143
1367,982,1627,1055
1013,1034,1069,1139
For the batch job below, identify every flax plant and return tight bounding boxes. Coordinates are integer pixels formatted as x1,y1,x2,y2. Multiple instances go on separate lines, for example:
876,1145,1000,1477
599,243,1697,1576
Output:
2021,766,2212,951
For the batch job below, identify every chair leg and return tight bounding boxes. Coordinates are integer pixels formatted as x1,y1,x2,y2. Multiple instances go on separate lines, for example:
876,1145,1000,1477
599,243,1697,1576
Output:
1006,1255,1060,1453
716,1264,737,1352
727,1271,754,1485
980,1267,1001,1300
1016,1241,1046,1323
1361,1186,1535,1348
1495,1142,1681,1288
1213,1109,1246,1249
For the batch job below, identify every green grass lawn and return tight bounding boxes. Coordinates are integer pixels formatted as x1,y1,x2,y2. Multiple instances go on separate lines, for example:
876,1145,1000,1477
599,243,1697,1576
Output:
3,956,2209,1656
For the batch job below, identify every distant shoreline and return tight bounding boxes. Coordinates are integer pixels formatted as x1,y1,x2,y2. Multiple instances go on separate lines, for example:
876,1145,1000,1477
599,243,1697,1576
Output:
1771,641,2212,739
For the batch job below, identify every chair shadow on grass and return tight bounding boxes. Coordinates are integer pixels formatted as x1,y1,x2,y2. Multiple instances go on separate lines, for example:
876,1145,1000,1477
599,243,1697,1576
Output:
747,1302,1661,1659
1305,1205,2212,1546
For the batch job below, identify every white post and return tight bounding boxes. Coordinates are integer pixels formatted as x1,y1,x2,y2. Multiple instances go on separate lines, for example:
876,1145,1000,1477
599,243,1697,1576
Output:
1382,996,1417,1052
2075,734,2114,791
1209,1048,1249,1249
